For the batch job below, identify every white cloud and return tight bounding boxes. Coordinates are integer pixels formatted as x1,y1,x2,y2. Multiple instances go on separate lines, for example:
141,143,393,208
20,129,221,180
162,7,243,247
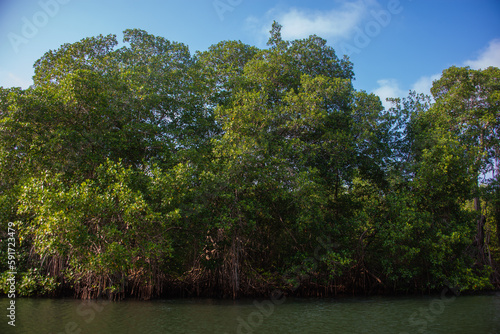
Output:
372,75,440,107
280,2,369,40
388,39,500,100
373,78,404,109
411,73,441,96
246,0,378,44
464,39,500,70
407,39,500,98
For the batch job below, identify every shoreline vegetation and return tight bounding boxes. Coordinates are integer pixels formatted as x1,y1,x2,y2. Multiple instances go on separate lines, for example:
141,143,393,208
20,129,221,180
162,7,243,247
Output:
1,22,499,300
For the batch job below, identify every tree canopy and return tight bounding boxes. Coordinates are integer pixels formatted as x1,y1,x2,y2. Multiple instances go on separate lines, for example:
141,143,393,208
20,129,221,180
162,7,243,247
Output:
1,24,499,299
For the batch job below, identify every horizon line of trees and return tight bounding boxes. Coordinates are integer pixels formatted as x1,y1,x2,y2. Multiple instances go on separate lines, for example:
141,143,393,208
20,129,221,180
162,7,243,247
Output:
1,22,499,300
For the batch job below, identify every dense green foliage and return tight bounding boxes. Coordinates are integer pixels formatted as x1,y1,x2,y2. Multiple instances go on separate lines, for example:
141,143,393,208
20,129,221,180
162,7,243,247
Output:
1,23,499,299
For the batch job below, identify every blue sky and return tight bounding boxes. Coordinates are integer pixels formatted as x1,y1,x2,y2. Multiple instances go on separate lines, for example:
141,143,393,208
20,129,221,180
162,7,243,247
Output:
1,0,499,108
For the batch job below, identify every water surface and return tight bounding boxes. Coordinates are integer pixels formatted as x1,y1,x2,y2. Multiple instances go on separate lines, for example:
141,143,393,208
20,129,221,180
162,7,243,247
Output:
1,293,499,333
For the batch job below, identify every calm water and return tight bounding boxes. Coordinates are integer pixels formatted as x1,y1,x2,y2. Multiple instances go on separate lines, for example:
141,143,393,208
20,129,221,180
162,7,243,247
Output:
1,293,499,333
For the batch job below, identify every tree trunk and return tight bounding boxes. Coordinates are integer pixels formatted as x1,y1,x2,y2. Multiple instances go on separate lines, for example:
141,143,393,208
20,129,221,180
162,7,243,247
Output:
494,177,500,247
496,205,500,249
473,197,489,267
231,230,240,299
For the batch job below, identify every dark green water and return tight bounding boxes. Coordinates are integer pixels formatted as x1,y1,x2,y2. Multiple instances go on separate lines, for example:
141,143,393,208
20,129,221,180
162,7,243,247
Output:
1,293,499,333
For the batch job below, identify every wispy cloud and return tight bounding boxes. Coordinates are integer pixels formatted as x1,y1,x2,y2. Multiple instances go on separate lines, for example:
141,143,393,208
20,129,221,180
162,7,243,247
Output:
464,39,500,70
246,0,379,44
372,78,405,109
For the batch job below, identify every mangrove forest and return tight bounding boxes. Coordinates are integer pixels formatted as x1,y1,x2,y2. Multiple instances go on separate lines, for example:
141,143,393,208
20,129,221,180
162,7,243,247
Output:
1,23,500,300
